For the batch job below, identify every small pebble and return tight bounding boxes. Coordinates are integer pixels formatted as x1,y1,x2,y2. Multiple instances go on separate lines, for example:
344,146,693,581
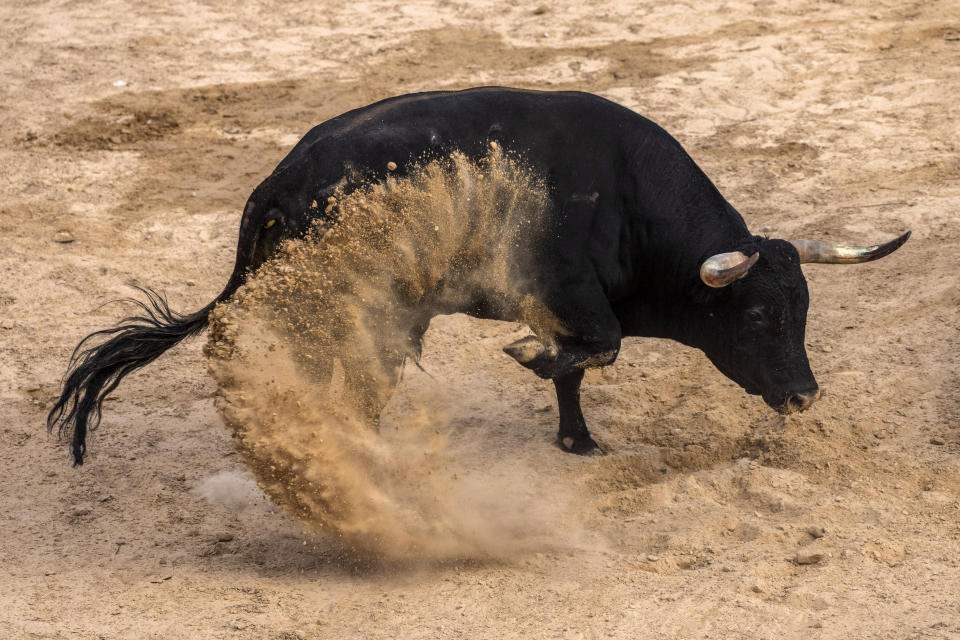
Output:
806,526,826,539
216,533,235,542
1,319,13,330
386,161,397,171
53,230,74,243
930,437,945,445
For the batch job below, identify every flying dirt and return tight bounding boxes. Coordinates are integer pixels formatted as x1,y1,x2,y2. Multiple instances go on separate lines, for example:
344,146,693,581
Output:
204,148,578,559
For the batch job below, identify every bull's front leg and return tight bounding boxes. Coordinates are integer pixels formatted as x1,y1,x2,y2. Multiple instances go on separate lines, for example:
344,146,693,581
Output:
501,279,618,456
552,369,602,455
503,341,604,455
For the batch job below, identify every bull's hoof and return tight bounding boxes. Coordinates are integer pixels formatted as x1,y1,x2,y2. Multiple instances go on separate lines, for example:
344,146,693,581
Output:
504,337,579,380
505,337,619,380
505,343,559,379
557,435,604,456
504,336,557,365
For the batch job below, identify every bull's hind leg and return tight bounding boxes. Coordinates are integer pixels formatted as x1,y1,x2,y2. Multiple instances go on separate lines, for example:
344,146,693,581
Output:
553,369,602,455
338,314,427,426
342,351,404,425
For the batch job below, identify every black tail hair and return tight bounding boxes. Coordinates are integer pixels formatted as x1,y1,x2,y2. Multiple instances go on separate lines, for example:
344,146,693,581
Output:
47,286,225,466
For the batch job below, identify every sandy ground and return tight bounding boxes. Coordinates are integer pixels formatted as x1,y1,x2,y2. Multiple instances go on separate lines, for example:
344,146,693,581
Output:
2,0,959,638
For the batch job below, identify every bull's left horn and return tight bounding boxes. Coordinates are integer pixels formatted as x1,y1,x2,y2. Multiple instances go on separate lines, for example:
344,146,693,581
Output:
790,230,911,264
700,251,759,288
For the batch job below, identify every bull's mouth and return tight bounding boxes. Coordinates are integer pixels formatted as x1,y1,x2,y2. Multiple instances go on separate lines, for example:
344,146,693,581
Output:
774,402,798,415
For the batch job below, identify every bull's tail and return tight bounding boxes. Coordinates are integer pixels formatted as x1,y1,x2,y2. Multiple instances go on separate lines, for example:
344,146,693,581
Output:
47,282,237,466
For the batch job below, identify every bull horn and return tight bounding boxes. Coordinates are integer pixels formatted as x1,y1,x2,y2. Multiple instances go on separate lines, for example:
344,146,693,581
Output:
700,251,759,288
789,231,911,264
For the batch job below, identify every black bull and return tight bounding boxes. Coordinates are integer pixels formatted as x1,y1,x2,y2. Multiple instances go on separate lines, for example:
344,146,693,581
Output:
49,87,909,465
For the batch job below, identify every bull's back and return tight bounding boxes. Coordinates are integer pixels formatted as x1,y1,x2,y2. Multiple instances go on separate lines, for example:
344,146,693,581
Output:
276,87,652,185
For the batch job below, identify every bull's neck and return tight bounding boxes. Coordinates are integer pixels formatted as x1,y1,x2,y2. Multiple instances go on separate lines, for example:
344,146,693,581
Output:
614,138,755,345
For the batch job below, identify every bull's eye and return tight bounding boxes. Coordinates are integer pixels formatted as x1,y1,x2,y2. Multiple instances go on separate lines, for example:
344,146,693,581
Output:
264,219,277,229
744,308,766,325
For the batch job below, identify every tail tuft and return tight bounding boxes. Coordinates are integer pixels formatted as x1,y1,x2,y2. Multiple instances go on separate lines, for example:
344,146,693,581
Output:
47,287,213,465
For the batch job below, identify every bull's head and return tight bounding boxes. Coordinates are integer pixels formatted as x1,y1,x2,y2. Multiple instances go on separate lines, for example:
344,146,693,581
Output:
694,231,909,414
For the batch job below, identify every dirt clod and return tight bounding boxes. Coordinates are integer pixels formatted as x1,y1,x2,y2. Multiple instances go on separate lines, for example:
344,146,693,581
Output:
796,549,825,565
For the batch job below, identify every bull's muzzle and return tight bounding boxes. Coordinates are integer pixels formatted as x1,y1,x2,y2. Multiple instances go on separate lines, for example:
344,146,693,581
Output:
782,387,820,414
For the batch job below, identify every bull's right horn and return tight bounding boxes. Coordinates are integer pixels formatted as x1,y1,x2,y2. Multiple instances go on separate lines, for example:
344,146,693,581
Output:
789,231,911,264
700,251,760,288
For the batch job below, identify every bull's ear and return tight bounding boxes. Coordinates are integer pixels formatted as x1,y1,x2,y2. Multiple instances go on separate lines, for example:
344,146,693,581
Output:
789,231,910,264
700,251,759,288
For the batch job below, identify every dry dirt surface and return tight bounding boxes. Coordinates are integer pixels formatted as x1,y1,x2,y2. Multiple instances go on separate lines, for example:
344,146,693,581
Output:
2,0,959,638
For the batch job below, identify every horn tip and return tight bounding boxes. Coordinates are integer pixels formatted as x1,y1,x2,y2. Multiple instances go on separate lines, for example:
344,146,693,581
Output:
882,230,911,256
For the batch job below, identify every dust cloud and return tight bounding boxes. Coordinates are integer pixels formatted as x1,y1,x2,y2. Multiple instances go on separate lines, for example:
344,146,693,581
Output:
204,148,585,561
191,469,269,513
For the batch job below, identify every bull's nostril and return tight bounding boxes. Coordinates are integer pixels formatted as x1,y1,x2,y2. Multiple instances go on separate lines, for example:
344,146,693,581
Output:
786,389,820,413
786,395,801,412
